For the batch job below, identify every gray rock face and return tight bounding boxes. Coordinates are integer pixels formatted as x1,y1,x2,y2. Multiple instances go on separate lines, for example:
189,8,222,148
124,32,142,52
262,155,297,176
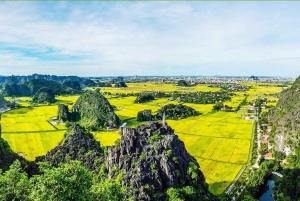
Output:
267,76,300,154
0,95,10,112
137,110,152,121
44,124,104,171
57,104,69,122
107,122,211,200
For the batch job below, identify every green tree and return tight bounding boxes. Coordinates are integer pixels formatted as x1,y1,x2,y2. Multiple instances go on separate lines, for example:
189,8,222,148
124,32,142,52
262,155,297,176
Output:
90,179,125,201
166,187,184,201
0,160,31,201
30,161,92,201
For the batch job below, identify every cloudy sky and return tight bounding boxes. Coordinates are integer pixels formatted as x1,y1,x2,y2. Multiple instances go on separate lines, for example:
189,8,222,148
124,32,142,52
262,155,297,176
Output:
0,2,299,77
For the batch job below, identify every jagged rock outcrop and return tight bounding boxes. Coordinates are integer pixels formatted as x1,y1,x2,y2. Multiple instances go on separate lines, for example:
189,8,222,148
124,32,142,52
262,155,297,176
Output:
43,124,104,171
267,76,300,154
137,110,152,121
107,122,213,200
72,91,120,130
57,104,70,122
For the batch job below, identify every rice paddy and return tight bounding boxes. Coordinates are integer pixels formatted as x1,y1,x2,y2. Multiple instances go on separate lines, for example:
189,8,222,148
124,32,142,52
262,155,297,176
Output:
0,81,285,194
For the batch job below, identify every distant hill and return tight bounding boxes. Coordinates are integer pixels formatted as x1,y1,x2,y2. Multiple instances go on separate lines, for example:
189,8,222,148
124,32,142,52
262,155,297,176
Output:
248,75,259,81
2,79,82,97
0,74,84,85
267,76,300,154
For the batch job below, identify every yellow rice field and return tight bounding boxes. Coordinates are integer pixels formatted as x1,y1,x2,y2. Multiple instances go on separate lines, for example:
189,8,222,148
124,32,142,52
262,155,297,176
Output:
0,82,285,194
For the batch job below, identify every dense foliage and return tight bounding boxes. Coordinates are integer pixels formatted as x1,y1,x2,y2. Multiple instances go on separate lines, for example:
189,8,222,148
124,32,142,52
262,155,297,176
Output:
208,83,249,92
134,92,155,103
137,109,152,121
274,168,300,201
81,79,96,87
32,87,55,103
0,160,125,201
72,91,120,130
114,81,127,88
170,91,232,104
177,80,189,87
62,80,82,91
156,104,200,120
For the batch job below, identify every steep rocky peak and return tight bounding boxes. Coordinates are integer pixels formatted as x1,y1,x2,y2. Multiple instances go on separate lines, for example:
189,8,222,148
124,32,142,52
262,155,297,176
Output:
43,124,104,171
107,121,212,200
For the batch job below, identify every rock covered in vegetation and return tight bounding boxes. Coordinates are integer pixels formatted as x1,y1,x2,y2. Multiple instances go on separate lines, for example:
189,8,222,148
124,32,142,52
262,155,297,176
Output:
72,91,120,130
156,104,200,120
2,79,81,97
43,124,104,171
134,92,155,103
114,81,127,88
177,80,189,87
62,80,82,92
0,95,10,111
81,79,96,87
32,87,55,103
107,122,214,200
137,109,152,121
267,76,300,154
57,104,70,122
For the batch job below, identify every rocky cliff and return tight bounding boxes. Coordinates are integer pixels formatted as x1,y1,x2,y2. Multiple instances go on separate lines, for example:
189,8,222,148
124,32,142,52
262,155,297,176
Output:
72,91,120,130
57,104,70,122
43,124,104,171
267,76,300,154
107,121,214,200
0,95,10,111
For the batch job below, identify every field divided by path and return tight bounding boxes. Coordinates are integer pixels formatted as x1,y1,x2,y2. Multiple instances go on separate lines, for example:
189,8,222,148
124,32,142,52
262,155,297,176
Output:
167,111,252,194
1,102,73,161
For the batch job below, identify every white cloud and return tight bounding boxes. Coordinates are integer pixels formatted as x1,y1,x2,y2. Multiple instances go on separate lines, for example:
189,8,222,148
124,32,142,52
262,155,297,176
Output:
0,2,299,76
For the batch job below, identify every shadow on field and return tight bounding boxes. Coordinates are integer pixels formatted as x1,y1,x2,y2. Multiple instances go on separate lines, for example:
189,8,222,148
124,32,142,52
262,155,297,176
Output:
209,181,232,195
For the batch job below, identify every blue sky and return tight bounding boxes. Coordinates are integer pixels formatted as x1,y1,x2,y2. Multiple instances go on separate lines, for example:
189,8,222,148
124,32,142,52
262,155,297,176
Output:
0,2,300,77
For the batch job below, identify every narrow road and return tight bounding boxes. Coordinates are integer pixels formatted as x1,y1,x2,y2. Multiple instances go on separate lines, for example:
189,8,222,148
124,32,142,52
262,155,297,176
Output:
253,120,261,168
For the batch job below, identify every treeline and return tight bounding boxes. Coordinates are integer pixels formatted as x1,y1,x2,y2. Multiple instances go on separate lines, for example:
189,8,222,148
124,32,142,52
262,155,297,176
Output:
137,104,200,121
131,91,232,105
209,83,250,92
0,160,125,201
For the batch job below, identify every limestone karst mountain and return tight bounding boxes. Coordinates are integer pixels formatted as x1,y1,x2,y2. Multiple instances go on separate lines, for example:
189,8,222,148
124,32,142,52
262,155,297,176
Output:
267,76,300,154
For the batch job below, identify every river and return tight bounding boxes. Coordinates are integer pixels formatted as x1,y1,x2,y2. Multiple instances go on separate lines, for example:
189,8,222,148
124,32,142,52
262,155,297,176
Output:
259,180,275,201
